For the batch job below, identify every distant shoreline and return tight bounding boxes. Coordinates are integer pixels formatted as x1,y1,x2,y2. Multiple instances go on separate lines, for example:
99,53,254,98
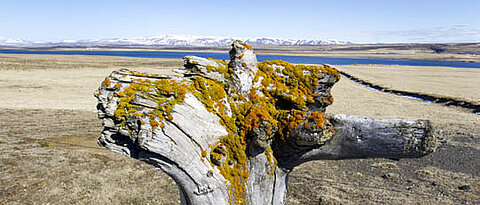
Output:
1,50,480,68
1,43,478,62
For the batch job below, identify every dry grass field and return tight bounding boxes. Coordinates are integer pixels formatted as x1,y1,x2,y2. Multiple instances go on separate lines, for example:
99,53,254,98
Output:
253,43,480,63
336,64,480,102
6,42,480,63
0,54,478,204
24,42,480,63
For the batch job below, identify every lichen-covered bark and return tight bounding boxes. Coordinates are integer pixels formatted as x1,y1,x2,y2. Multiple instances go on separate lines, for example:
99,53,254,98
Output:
278,114,436,168
95,40,436,205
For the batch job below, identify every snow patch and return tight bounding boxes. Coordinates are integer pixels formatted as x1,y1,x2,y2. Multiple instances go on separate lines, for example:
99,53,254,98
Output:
0,35,352,47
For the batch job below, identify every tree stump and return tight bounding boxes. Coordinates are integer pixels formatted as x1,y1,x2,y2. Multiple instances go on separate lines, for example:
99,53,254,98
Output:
94,40,437,204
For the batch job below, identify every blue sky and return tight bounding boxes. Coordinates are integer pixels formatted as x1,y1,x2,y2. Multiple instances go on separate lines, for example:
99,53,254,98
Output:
1,0,479,43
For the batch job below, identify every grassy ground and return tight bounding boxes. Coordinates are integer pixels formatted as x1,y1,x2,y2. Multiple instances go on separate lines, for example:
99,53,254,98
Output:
295,73,480,204
0,54,182,110
0,54,478,204
336,64,480,102
0,109,179,204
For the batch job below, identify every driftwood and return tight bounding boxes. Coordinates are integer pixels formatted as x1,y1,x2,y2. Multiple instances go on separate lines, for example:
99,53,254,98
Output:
94,40,436,205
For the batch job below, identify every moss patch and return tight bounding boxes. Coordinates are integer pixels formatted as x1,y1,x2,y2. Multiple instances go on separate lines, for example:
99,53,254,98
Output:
108,49,339,204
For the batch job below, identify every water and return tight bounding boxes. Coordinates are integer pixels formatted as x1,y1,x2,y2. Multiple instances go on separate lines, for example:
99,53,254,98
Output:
1,49,479,68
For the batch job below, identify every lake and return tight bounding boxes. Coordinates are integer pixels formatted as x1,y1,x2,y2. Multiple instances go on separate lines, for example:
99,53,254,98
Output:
1,49,479,68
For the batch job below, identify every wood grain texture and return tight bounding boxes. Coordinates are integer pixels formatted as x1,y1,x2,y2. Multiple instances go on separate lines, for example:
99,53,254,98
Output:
95,41,436,204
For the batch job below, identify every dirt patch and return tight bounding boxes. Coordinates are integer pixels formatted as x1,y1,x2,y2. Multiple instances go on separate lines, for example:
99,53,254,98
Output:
0,109,179,205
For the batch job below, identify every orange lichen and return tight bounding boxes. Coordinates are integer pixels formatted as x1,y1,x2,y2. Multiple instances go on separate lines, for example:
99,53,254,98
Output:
117,91,124,97
150,119,159,129
113,75,189,128
265,147,277,175
198,57,339,203
103,78,111,86
148,113,155,119
307,112,327,129
253,60,339,140
242,43,253,50
244,105,276,133
211,133,249,204
108,44,339,205
304,121,310,129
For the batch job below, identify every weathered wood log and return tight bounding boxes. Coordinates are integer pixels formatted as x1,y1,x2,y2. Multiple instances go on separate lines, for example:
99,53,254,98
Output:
285,114,435,167
94,40,437,204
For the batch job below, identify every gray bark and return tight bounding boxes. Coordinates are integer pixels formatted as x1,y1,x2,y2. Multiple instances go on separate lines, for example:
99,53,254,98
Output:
95,40,436,205
295,114,435,164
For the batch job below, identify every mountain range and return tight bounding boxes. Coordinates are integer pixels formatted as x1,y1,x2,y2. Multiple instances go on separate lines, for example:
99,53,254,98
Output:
0,35,352,47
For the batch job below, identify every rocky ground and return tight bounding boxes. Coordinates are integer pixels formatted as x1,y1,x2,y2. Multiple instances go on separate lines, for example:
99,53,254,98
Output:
0,54,478,204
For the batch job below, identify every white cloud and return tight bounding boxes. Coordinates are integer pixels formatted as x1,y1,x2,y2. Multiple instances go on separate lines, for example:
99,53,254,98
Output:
356,26,480,43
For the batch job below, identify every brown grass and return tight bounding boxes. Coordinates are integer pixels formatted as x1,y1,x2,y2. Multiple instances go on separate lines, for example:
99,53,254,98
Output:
0,54,182,70
0,54,478,204
0,109,179,204
337,64,480,102
0,54,182,110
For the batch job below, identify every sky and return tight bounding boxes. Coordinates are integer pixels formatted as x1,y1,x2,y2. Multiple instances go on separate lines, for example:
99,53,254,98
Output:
1,0,479,43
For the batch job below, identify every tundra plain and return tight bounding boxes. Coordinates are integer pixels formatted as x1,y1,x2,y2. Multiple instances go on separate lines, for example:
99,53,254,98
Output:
0,54,478,204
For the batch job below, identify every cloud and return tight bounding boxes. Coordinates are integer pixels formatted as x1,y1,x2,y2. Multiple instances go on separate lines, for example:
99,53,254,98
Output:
385,26,478,38
356,26,480,43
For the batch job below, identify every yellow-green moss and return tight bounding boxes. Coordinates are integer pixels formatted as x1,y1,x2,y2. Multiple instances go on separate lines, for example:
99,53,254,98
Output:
110,53,339,205
201,149,207,157
254,60,339,140
265,147,277,175
112,76,189,128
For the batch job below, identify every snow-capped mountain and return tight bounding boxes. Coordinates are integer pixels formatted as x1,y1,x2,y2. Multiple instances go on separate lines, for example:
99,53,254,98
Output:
0,38,32,47
0,35,352,47
244,37,350,46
